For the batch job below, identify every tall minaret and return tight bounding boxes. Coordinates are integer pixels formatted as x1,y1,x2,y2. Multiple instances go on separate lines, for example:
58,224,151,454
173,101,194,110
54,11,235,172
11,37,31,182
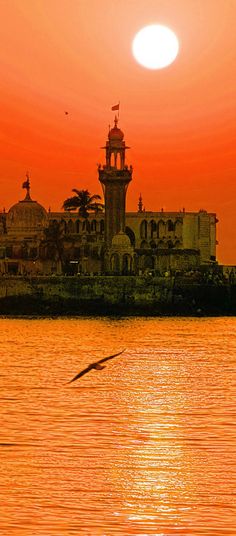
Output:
98,116,132,246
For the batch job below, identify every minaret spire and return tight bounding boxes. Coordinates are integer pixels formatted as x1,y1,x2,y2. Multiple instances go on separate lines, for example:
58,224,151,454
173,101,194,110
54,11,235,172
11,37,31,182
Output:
138,193,143,213
98,116,132,247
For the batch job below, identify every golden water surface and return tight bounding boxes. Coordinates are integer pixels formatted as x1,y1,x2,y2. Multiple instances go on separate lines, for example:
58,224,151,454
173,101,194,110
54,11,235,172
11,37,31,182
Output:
0,317,236,535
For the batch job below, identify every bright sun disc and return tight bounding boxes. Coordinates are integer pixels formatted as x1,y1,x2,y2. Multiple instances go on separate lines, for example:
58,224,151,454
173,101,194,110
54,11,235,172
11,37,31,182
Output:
132,24,179,69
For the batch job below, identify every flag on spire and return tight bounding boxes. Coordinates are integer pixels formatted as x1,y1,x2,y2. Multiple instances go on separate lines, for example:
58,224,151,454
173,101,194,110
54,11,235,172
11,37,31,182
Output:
111,103,119,111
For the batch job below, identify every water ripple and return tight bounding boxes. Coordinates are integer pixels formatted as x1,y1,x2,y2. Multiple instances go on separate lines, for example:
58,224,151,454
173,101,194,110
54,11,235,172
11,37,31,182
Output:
0,317,236,535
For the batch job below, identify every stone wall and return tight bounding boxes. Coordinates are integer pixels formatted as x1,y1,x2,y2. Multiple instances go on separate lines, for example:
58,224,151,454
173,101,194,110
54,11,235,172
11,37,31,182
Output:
0,275,235,316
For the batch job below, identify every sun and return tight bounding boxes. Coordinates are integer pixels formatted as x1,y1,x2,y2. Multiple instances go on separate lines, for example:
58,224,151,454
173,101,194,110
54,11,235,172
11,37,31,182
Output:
132,24,179,70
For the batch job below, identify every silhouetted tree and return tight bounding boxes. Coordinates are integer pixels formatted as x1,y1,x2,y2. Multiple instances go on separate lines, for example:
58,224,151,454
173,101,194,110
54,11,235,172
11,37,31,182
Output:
62,189,104,218
43,220,65,270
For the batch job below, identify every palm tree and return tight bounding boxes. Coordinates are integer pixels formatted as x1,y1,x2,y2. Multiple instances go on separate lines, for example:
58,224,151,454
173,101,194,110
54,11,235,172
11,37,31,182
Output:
62,189,104,218
42,220,65,272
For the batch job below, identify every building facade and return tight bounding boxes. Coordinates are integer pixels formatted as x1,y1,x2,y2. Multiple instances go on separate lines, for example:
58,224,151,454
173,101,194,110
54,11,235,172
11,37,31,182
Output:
0,119,217,276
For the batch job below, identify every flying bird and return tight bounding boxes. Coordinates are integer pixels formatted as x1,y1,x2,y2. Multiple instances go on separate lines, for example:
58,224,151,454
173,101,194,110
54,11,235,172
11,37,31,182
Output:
67,349,125,384
64,111,69,115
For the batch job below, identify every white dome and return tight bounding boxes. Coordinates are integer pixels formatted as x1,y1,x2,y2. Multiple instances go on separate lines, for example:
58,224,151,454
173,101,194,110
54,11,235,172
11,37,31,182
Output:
111,231,131,248
7,197,48,236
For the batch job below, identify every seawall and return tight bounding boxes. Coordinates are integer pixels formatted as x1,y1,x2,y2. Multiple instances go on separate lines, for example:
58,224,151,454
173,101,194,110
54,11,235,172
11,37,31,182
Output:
0,275,235,316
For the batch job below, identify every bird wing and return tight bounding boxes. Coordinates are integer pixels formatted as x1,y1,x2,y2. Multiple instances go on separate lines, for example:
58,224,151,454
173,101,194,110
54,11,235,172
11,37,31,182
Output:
97,349,125,365
67,350,125,384
67,365,92,383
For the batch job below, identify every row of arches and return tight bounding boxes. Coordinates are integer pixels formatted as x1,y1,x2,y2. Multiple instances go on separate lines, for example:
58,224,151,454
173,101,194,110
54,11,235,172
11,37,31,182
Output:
110,253,133,274
140,239,182,250
50,218,105,235
3,244,39,260
107,151,125,170
140,219,182,239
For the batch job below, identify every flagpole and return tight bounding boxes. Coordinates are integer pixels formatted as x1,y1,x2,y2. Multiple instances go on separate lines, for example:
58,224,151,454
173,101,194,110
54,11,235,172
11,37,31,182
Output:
111,102,120,124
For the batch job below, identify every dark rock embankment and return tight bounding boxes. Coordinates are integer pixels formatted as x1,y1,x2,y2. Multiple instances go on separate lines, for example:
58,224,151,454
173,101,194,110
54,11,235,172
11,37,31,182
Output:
0,275,235,316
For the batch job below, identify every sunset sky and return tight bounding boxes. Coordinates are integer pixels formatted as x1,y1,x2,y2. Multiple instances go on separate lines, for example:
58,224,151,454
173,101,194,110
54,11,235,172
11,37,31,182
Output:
0,0,235,263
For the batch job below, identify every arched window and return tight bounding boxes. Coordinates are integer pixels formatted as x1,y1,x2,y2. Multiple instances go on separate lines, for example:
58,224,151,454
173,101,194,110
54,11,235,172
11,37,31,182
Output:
6,245,13,257
76,220,81,234
125,226,135,247
157,220,165,238
150,220,157,238
122,254,132,274
60,219,67,234
117,152,121,170
110,253,120,273
67,220,74,234
82,220,90,233
174,219,182,238
111,152,116,167
150,240,156,249
140,220,148,239
91,220,97,233
29,247,37,259
167,220,174,232
140,240,149,249
174,240,181,249
143,255,155,270
167,240,174,249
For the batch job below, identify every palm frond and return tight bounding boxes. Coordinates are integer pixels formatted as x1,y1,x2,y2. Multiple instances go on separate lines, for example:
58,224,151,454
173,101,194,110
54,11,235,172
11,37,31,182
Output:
63,188,103,217
62,196,81,211
87,202,104,213
88,194,102,202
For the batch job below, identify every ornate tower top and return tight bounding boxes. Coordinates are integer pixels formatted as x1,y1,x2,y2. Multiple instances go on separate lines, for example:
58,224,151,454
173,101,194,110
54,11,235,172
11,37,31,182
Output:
102,117,130,170
108,116,124,142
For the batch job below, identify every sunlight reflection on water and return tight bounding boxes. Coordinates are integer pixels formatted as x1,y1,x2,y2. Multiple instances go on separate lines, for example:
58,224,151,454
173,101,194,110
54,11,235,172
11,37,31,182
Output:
0,317,236,535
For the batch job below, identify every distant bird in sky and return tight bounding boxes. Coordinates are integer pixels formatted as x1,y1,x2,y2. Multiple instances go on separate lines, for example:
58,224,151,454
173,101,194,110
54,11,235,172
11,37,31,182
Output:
67,350,125,383
64,111,69,115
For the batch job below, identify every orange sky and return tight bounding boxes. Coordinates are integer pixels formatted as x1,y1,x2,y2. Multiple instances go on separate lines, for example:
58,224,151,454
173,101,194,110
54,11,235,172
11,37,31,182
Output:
0,0,235,264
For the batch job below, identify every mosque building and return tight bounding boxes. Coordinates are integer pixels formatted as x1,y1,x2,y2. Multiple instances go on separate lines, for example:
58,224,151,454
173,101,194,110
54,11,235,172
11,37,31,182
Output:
0,118,217,276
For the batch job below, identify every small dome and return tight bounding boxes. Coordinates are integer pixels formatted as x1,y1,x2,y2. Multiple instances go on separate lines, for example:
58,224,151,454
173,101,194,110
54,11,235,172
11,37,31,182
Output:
7,197,48,236
112,231,131,248
108,116,124,142
108,126,124,141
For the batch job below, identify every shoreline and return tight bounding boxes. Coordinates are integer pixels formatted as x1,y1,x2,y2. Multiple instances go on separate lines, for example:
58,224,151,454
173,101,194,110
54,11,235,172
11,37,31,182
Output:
0,275,235,317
